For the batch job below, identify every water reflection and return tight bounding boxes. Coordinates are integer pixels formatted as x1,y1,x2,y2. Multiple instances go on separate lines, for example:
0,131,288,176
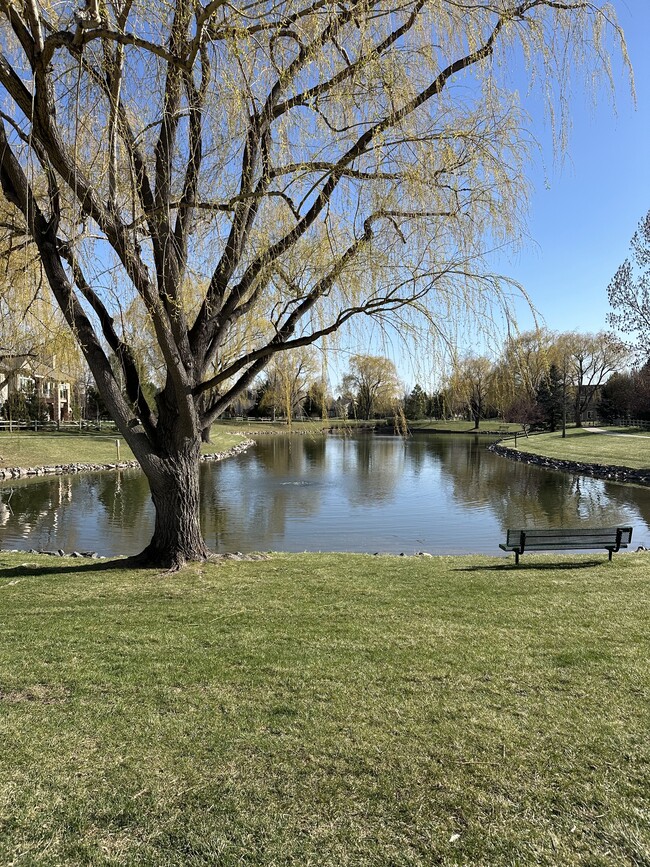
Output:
335,436,406,506
0,433,649,556
432,435,642,531
0,469,152,555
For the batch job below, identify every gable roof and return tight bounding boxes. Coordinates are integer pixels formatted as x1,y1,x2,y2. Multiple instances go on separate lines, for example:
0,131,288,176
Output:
0,354,71,383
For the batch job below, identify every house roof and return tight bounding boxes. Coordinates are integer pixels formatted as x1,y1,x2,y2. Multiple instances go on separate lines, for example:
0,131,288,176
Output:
0,354,71,383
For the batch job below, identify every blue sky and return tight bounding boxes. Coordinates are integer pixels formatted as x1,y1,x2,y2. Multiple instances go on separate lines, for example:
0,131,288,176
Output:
493,0,650,337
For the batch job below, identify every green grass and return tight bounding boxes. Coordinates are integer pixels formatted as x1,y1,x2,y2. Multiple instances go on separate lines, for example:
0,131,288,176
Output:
513,427,650,470
214,418,384,433
410,419,522,434
1,551,648,865
0,428,247,468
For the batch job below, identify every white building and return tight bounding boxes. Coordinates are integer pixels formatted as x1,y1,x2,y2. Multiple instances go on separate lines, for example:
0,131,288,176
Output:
0,355,72,421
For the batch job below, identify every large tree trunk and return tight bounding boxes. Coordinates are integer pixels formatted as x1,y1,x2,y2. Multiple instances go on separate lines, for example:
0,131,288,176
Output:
134,439,210,569
574,399,583,427
471,400,481,429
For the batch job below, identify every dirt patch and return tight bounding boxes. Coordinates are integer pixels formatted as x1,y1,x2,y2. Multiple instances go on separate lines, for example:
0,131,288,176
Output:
0,684,71,704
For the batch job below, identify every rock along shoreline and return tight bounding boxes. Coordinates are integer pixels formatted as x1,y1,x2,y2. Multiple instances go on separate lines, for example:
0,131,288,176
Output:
0,438,256,482
488,441,650,486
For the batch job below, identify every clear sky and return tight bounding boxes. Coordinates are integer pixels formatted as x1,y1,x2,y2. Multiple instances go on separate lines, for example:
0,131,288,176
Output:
492,0,650,338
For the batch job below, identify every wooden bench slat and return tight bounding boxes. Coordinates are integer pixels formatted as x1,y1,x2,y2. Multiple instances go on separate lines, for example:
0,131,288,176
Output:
505,527,632,541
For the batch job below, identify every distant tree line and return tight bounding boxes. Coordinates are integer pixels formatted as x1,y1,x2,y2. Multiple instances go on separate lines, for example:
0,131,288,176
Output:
598,363,650,423
395,329,640,430
217,329,643,431
0,330,644,431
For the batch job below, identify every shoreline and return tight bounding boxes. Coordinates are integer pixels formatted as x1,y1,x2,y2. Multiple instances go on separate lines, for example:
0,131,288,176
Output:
489,441,650,486
0,438,256,482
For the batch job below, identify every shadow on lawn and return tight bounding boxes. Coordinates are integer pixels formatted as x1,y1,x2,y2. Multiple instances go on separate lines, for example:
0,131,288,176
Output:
0,558,140,580
457,559,605,572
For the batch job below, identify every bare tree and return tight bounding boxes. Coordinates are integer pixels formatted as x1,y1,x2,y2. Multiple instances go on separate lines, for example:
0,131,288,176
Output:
0,0,626,565
449,354,496,429
557,332,629,427
608,210,650,362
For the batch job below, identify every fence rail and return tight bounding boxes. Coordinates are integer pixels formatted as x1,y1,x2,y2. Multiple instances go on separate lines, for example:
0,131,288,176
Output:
0,419,117,432
611,418,650,430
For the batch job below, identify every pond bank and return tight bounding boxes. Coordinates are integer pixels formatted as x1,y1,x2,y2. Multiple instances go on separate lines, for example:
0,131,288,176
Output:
489,441,650,486
0,438,255,481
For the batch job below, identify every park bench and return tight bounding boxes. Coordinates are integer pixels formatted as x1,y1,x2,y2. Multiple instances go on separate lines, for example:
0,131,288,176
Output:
499,526,633,565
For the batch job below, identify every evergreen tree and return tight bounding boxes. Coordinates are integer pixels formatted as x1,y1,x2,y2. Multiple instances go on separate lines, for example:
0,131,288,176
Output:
25,391,50,423
86,386,110,421
405,384,428,419
536,364,565,431
427,392,446,419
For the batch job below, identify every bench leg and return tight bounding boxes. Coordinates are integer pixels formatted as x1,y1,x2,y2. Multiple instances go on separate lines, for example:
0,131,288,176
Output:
515,551,520,566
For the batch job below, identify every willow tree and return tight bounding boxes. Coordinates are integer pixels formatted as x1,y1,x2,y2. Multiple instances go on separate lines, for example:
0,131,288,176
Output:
341,354,401,419
0,197,82,382
449,354,496,429
260,347,319,425
0,0,626,565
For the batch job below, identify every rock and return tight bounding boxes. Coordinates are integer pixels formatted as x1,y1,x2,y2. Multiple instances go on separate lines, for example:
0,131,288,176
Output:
487,441,650,487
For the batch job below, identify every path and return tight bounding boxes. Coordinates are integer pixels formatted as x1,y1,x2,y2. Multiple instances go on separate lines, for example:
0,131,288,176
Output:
585,427,650,440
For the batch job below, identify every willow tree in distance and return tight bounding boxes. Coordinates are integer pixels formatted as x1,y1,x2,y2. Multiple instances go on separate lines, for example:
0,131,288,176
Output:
0,0,627,566
449,354,496,430
341,354,401,420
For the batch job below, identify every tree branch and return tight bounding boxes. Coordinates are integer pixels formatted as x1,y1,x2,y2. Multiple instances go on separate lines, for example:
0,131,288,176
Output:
57,242,158,438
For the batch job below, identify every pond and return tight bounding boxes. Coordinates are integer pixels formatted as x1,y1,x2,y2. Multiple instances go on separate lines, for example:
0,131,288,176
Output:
1,432,649,557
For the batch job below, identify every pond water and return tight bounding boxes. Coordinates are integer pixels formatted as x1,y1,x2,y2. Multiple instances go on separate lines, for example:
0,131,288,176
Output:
1,432,649,557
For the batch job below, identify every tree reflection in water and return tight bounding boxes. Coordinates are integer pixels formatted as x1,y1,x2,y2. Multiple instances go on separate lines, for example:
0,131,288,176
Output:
0,469,152,555
0,434,649,555
432,434,640,530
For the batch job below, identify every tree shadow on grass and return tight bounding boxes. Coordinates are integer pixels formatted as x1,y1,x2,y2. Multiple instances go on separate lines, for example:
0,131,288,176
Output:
0,558,140,580
456,559,606,572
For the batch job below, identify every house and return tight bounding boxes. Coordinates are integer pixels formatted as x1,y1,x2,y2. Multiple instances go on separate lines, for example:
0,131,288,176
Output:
0,355,73,422
577,383,603,425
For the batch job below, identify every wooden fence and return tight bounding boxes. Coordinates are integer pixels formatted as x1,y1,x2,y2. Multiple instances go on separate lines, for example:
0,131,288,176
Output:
0,419,117,433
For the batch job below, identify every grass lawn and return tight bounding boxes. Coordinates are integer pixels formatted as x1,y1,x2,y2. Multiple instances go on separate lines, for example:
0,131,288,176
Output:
512,427,650,470
1,551,648,865
410,419,522,434
0,428,247,469
214,418,384,433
